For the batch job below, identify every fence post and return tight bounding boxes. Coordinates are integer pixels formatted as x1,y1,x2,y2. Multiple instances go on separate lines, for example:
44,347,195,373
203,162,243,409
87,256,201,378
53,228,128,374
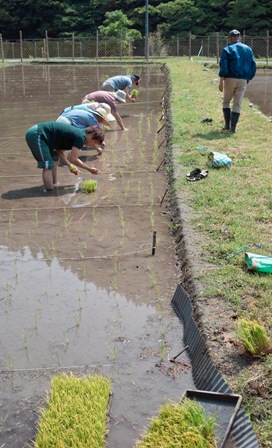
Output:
266,30,269,65
120,29,123,60
216,32,219,64
0,33,4,62
188,32,191,58
177,35,179,57
45,30,49,61
72,33,75,61
243,29,246,44
20,30,23,62
96,30,99,61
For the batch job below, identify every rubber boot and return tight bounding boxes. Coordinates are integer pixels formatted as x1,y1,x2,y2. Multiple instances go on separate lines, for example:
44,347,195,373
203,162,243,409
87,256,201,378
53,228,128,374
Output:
231,112,240,133
223,108,231,130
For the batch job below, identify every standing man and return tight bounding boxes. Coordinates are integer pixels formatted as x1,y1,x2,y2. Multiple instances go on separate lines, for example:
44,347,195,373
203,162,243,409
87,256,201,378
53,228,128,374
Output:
219,29,256,133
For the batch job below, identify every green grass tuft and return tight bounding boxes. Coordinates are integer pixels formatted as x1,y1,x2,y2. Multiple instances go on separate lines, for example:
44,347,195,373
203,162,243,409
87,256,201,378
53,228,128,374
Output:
236,319,271,356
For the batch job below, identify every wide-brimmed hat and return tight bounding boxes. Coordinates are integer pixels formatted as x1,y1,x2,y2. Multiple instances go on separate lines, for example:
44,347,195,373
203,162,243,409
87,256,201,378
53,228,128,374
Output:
132,74,141,86
228,29,240,37
113,90,126,103
92,107,111,127
99,102,116,122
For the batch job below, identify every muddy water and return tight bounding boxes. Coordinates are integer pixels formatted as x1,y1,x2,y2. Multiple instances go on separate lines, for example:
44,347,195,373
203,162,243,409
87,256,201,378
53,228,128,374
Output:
245,70,272,117
0,64,193,447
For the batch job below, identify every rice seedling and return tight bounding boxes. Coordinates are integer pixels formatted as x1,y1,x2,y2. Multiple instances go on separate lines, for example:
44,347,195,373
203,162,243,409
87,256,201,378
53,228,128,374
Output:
80,179,98,193
147,263,157,288
34,208,39,227
64,208,73,228
135,397,216,448
90,208,99,237
22,329,28,351
236,319,272,356
76,295,83,311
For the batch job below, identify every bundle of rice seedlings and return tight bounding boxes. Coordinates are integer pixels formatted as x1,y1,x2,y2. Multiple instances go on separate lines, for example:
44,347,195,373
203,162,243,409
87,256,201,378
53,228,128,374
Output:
80,179,98,193
135,398,217,448
131,89,139,98
34,373,111,448
236,319,271,356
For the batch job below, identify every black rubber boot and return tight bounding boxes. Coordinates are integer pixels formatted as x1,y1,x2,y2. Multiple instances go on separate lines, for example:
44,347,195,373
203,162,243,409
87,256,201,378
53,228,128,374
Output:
231,112,240,133
223,108,231,130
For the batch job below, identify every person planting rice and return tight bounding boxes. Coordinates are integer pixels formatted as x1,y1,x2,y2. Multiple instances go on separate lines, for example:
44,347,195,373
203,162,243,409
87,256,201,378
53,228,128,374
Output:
25,122,104,192
82,90,128,131
101,74,141,102
56,107,110,154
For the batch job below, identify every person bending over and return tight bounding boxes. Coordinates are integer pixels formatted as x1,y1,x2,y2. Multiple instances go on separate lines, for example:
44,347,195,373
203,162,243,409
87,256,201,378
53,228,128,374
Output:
25,122,104,191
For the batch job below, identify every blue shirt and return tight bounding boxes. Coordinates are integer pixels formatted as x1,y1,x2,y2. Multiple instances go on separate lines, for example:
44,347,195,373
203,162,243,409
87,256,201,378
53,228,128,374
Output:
61,109,98,128
62,104,92,113
103,75,132,90
219,41,256,81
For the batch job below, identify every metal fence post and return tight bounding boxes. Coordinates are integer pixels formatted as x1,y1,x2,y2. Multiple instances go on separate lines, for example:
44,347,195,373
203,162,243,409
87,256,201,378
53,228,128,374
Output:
177,35,179,57
20,30,23,62
216,32,219,64
188,32,191,58
96,30,99,61
120,29,122,60
72,33,75,61
266,30,269,65
0,33,4,62
45,30,49,61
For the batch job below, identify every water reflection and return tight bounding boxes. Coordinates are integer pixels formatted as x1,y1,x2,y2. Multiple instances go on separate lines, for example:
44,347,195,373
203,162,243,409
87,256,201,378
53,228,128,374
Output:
245,70,272,117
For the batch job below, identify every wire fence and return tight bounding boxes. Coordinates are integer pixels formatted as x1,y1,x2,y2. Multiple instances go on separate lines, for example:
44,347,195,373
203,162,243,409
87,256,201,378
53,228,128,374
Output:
0,31,272,63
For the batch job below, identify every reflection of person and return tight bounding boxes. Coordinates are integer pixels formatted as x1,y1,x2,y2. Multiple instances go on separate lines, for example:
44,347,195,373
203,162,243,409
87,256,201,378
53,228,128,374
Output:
25,122,104,191
82,90,128,131
101,74,141,102
56,107,110,154
219,29,256,133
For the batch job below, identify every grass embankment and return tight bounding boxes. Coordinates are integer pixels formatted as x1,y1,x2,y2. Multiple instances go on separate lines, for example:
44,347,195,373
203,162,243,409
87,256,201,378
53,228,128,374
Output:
166,58,272,445
34,373,111,448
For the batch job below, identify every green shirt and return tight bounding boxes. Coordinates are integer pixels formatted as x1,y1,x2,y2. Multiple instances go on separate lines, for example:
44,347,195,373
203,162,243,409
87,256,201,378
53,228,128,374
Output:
37,121,86,150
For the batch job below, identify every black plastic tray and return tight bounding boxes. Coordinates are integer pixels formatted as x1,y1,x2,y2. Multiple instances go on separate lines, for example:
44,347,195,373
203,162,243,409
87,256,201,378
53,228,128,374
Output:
182,389,242,448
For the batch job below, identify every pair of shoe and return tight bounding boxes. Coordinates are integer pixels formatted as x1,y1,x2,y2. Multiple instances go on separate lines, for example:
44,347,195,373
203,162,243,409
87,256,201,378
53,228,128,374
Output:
186,168,209,182
201,118,213,123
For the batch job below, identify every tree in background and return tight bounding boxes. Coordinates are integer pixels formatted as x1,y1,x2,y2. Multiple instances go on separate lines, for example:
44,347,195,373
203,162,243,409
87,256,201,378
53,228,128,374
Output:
99,10,141,40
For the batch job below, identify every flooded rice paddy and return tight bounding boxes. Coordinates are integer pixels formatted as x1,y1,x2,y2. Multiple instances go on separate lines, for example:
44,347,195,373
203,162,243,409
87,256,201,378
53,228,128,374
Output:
0,64,193,447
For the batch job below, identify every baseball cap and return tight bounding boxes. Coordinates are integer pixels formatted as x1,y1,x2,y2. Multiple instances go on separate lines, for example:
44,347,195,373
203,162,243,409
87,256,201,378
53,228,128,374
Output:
132,74,141,86
113,90,126,103
228,29,241,37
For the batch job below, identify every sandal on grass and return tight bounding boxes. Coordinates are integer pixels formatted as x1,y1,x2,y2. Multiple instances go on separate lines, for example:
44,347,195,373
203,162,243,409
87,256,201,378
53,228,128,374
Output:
186,169,208,182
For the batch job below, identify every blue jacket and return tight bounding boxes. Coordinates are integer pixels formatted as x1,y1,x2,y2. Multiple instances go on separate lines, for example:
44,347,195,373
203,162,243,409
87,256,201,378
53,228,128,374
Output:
219,41,256,81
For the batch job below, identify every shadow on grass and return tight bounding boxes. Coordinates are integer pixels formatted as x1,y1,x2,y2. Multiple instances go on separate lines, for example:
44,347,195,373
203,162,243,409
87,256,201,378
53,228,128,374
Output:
193,130,234,141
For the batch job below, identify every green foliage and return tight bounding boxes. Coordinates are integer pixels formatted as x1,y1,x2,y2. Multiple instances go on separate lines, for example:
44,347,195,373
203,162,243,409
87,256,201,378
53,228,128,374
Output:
236,319,271,356
99,10,141,39
34,373,111,448
135,398,216,447
80,180,98,193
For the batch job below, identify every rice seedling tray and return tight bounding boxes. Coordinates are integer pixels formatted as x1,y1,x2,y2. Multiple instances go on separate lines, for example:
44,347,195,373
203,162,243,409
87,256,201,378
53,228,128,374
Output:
182,389,242,448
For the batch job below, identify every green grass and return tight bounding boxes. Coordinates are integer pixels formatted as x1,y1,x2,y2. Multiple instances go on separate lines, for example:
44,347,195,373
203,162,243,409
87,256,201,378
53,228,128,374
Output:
166,58,272,444
135,398,217,448
34,373,111,448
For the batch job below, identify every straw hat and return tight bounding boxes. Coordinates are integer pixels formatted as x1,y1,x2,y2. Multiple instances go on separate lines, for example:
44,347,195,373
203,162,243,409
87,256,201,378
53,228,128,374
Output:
92,107,111,127
99,102,116,122
113,90,126,103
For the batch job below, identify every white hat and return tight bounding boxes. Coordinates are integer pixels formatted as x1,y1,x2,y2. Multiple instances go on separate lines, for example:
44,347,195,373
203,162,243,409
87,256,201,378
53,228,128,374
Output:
113,90,126,103
86,101,100,111
99,102,116,122
92,107,111,127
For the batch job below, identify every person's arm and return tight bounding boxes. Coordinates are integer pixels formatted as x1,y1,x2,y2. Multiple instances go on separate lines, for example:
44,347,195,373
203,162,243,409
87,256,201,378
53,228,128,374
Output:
55,149,79,174
219,77,224,92
124,86,136,103
57,147,100,174
112,111,128,131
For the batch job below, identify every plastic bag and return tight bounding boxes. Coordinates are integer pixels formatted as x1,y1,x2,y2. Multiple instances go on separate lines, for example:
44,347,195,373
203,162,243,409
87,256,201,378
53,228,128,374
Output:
207,151,232,168
245,252,272,273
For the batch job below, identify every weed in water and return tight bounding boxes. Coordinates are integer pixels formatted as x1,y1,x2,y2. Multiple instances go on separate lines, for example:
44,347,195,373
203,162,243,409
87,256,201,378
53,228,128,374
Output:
64,208,73,228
